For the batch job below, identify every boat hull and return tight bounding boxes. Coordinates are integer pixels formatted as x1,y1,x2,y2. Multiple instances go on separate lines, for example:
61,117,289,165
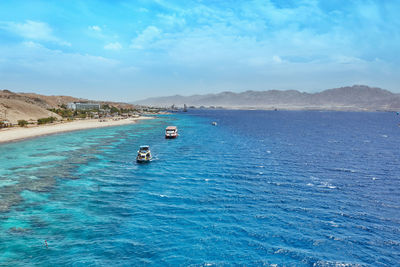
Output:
136,158,151,163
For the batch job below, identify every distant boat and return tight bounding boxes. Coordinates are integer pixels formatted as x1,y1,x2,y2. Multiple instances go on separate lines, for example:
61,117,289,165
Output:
136,145,152,163
211,122,217,126
165,126,178,139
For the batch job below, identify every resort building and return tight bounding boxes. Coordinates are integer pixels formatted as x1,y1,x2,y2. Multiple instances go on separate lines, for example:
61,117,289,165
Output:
0,120,12,128
67,102,100,111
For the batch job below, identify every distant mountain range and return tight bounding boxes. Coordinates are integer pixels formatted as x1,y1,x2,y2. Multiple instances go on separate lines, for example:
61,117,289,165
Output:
134,85,400,111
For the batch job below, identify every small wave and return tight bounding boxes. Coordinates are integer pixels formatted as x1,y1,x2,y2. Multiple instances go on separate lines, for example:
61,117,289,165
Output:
327,168,357,173
313,239,325,246
317,181,337,189
328,235,342,241
313,260,362,267
273,248,288,254
328,221,339,228
384,240,400,246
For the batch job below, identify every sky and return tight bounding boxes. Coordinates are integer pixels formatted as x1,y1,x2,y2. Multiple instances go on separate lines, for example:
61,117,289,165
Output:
0,0,400,101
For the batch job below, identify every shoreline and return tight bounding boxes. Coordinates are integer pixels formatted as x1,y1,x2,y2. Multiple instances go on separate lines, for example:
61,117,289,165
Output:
153,105,398,112
0,116,152,145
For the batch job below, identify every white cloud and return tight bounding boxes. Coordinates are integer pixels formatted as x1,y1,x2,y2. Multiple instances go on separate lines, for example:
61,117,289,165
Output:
22,41,44,49
130,26,162,49
0,42,120,91
0,20,52,40
157,14,186,27
272,55,283,63
58,40,72,47
89,25,102,32
0,20,70,46
333,55,365,65
104,42,122,50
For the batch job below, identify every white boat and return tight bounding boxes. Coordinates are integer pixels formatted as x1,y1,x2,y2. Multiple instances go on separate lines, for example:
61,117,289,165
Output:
136,145,152,163
211,121,217,126
165,126,178,139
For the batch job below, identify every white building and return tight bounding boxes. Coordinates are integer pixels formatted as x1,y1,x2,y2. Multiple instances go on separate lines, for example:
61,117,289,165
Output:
67,102,100,111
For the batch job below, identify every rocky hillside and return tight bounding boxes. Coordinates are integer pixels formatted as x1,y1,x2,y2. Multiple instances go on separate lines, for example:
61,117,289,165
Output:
135,85,400,111
0,90,137,124
0,90,84,110
0,98,62,124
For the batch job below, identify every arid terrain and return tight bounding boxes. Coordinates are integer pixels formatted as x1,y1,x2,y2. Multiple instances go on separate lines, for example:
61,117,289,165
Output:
0,90,137,124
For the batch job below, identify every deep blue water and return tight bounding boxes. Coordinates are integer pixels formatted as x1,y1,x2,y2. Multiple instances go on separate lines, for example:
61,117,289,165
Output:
0,110,400,266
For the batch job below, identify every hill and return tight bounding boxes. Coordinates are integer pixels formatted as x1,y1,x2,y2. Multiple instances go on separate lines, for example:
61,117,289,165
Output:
0,90,137,124
134,85,400,111
0,98,62,124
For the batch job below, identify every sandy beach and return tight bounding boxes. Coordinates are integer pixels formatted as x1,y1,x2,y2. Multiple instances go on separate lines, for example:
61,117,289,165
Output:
0,117,152,144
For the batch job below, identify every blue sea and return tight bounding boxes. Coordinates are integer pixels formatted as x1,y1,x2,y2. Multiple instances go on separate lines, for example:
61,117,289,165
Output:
1,110,400,266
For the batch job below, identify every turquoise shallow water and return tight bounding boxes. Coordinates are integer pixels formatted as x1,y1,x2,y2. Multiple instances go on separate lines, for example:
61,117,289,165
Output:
0,110,400,266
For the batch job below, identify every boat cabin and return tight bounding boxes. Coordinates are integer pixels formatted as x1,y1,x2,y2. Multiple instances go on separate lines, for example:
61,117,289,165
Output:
139,145,150,152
